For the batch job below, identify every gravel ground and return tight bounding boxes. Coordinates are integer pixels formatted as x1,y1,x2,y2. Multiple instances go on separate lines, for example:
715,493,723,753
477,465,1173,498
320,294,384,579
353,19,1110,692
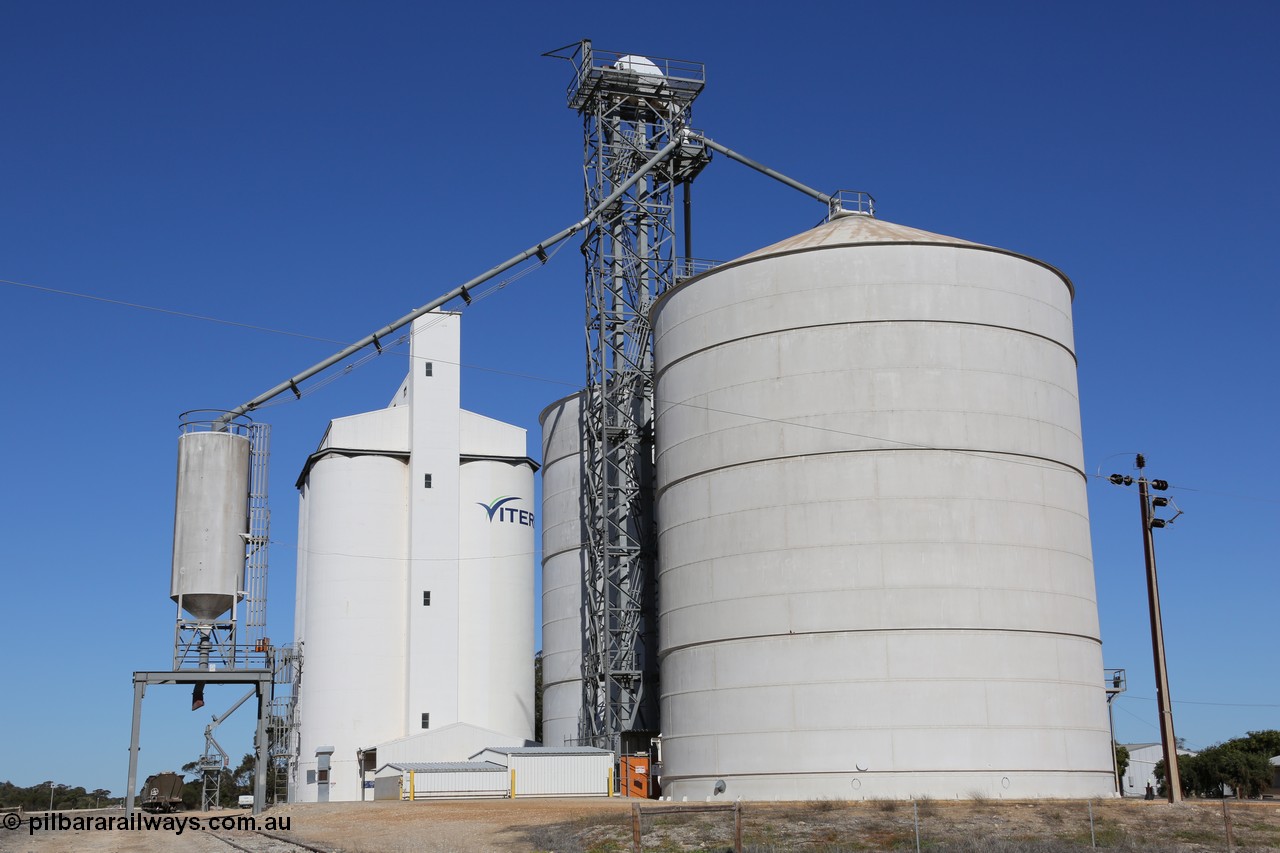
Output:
0,799,633,853
4,798,1278,852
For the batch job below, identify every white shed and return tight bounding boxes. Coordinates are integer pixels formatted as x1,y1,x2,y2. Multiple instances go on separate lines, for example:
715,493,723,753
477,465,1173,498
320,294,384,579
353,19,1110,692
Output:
374,761,509,800
1120,743,1198,797
469,747,614,797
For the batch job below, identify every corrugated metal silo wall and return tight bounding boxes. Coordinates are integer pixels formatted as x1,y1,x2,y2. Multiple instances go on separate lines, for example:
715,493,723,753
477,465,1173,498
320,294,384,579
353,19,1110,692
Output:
650,217,1114,801
538,393,587,748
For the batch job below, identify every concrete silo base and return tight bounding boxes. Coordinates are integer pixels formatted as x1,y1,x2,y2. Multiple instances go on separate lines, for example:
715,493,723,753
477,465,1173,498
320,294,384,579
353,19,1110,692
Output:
661,771,1117,803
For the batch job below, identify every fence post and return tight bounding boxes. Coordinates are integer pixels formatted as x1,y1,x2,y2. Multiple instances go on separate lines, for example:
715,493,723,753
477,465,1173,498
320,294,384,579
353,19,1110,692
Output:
1088,799,1096,848
733,801,743,853
1223,799,1234,851
631,803,642,853
913,800,921,853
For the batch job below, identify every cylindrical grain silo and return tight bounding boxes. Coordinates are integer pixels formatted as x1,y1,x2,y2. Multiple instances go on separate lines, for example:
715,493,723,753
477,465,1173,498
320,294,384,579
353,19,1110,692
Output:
171,417,251,622
539,392,586,747
651,211,1114,801
457,454,538,739
294,451,409,803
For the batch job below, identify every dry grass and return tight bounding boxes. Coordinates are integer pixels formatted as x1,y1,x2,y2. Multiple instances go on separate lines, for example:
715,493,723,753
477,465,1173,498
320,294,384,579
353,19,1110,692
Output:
869,796,900,814
514,797,1280,853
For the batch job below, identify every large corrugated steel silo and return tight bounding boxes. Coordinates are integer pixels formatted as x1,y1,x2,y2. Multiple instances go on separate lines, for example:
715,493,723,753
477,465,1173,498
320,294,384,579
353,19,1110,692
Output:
651,211,1114,800
539,392,586,747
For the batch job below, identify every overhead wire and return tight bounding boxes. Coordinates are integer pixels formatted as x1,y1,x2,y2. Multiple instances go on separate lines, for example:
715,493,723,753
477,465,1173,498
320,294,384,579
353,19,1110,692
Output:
0,277,343,345
5,269,1275,501
1120,694,1280,709
2,259,582,396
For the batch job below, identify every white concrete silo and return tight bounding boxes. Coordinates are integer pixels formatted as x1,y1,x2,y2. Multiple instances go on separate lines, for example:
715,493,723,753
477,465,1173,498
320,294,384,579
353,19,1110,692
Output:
651,212,1114,801
539,392,586,747
294,409,410,802
458,423,538,739
292,313,537,803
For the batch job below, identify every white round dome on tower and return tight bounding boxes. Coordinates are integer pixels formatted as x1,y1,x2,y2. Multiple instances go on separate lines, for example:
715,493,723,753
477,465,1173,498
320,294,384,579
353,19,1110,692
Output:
613,54,663,77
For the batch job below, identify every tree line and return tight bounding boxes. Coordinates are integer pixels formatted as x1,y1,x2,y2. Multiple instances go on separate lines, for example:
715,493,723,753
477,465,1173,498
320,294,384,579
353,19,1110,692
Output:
1156,729,1280,799
0,781,117,811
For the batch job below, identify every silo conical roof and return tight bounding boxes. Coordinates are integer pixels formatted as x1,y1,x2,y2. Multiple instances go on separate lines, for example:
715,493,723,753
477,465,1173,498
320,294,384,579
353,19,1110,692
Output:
738,213,988,260
711,212,1073,298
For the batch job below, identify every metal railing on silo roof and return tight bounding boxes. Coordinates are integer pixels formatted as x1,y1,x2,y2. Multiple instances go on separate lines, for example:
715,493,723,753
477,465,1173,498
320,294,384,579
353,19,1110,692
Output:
179,409,254,437
827,190,876,221
675,258,722,282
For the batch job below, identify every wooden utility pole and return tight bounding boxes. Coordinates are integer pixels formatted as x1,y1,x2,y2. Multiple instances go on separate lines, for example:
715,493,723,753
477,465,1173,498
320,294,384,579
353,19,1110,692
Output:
1135,454,1181,803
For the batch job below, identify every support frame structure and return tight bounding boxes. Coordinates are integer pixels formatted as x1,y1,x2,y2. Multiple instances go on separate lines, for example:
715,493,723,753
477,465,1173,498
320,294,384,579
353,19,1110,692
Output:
126,670,274,815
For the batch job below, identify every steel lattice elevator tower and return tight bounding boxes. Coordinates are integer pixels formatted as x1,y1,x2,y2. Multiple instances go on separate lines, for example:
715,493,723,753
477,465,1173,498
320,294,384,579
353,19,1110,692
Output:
551,41,708,753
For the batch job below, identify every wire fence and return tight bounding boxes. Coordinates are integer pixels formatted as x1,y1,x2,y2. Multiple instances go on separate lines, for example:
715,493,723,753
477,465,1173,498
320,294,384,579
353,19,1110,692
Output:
608,797,1276,853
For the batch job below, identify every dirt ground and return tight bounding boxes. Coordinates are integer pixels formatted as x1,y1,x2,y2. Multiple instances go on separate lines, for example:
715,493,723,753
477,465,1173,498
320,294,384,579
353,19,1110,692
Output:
0,799,632,853
3,797,1278,852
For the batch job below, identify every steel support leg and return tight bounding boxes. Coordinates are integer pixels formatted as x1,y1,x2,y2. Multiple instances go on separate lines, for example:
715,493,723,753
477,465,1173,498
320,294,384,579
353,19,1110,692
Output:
254,677,270,814
125,675,145,814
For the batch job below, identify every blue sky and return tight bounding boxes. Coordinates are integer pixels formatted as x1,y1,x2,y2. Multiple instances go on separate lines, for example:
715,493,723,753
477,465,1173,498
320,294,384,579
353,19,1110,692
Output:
2,2,1276,796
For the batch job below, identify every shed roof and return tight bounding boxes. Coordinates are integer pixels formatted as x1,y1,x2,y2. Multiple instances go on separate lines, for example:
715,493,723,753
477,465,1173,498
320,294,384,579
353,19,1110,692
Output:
378,761,505,773
474,746,612,757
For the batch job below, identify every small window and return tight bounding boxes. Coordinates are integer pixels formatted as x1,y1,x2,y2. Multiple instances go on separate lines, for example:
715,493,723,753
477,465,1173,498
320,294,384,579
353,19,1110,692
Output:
424,362,433,377
424,473,432,489
423,591,431,606
316,769,329,783
421,713,430,730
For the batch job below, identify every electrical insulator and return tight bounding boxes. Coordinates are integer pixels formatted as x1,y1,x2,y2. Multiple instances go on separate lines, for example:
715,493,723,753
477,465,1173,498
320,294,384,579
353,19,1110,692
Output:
1151,479,1169,491
1153,497,1170,507
1150,518,1167,528
1109,474,1126,485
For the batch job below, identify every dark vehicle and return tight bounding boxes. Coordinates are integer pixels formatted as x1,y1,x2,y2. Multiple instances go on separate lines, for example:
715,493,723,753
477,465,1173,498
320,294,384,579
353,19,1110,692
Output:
139,772,185,813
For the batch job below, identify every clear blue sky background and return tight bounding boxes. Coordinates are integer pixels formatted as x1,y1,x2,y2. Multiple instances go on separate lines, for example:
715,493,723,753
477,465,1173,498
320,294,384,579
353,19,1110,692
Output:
2,2,1276,797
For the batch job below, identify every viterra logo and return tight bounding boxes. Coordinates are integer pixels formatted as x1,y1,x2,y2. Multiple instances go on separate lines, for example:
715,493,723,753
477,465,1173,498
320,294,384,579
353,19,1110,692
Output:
477,496,535,527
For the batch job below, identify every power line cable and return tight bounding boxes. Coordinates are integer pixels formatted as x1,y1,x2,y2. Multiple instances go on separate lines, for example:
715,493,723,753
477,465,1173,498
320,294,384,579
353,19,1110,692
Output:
2,271,582,392
1,277,345,345
1085,471,1280,506
1121,694,1280,709
6,273,1273,500
1114,701,1165,736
